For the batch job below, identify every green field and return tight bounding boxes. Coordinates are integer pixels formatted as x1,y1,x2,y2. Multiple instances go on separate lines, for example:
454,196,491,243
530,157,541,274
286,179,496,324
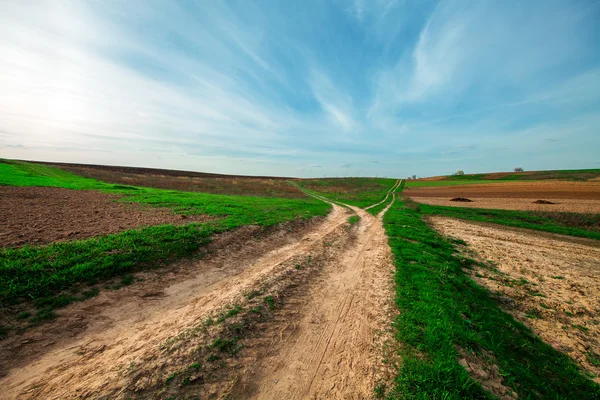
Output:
296,177,398,208
0,161,330,330
381,200,600,399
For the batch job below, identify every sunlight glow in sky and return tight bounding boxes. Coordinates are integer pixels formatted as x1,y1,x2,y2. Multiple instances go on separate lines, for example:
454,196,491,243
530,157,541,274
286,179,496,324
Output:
1,0,599,178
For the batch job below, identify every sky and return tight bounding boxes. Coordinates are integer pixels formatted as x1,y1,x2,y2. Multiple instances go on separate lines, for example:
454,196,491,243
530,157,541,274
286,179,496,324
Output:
1,0,599,178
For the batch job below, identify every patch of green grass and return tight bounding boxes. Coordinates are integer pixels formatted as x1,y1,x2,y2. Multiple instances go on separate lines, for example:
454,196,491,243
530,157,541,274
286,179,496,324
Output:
210,337,240,355
0,325,9,339
382,199,600,399
416,203,600,240
120,275,134,286
0,160,106,189
165,372,178,385
348,215,360,225
246,289,262,300
16,311,31,320
188,362,202,371
217,305,243,323
587,351,600,367
31,308,57,323
572,324,589,333
525,309,542,319
264,295,275,311
296,177,398,208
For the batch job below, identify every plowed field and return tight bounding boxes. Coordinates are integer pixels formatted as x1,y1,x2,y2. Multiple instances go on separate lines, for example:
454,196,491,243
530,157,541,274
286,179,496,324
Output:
406,181,600,213
0,186,209,248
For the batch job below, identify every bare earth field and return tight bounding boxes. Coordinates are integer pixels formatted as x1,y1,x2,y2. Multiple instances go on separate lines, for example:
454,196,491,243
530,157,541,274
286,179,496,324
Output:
0,186,209,248
428,217,600,382
0,199,395,399
406,181,600,213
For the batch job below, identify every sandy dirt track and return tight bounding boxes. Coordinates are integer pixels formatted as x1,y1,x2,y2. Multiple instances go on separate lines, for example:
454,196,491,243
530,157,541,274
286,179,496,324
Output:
428,217,600,382
0,186,209,248
0,192,396,398
231,205,395,399
412,196,600,213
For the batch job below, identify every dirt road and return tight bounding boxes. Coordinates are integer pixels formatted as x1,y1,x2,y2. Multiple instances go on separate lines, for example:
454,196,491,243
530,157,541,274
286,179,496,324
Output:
231,205,395,399
0,189,396,398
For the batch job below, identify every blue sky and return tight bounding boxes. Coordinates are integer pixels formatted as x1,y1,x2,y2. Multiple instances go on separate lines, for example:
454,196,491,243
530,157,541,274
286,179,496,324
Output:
1,0,599,178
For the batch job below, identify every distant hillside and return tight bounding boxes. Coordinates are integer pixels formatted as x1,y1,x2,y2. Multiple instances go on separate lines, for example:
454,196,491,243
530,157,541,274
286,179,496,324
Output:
24,160,292,180
421,169,600,182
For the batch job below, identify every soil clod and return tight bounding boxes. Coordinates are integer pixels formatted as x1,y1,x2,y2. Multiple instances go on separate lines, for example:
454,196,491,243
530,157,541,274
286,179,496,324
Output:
533,199,555,204
450,197,473,202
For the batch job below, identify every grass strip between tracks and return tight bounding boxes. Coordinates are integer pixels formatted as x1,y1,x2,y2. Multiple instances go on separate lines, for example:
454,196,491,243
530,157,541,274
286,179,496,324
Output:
366,179,405,216
381,199,600,399
408,200,600,241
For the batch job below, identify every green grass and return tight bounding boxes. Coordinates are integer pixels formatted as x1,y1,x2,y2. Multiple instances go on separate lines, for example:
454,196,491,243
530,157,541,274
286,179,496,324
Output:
348,215,360,225
296,177,398,208
0,160,109,189
0,160,330,324
415,203,600,240
381,200,600,399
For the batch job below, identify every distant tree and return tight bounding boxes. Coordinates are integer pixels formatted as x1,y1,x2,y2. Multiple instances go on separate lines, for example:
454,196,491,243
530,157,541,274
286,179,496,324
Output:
514,167,524,172
412,174,417,180
453,170,465,176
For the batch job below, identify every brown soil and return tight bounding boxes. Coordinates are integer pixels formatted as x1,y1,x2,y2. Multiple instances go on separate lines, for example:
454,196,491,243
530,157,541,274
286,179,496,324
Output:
533,200,556,204
0,195,396,398
56,163,305,198
428,217,600,382
405,181,600,200
458,348,517,399
411,196,600,213
0,186,210,248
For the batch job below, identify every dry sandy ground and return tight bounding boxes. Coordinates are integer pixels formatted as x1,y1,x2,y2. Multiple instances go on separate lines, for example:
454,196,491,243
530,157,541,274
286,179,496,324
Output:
428,217,600,382
412,196,600,213
0,195,396,398
0,186,209,248
231,205,395,399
